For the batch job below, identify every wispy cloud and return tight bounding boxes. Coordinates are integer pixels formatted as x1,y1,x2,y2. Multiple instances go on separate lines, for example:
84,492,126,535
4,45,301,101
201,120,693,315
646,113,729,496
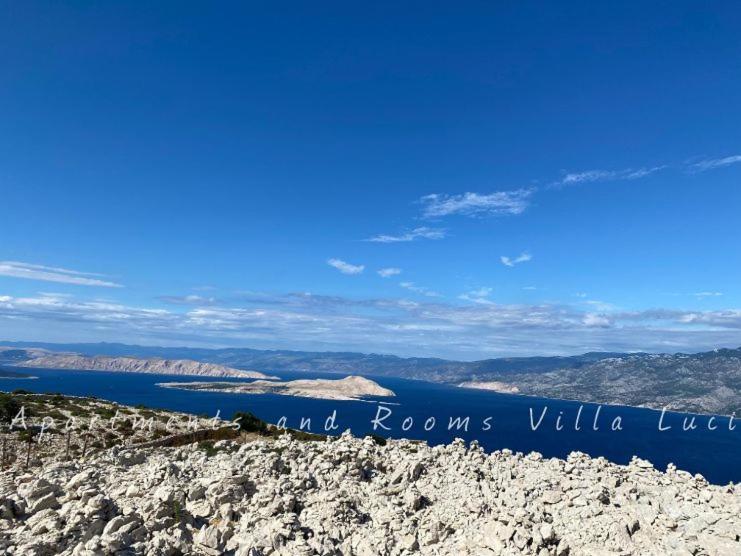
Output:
689,155,741,172
695,291,723,299
399,281,441,297
420,189,533,218
366,226,446,243
327,258,364,275
377,267,402,278
500,252,532,267
159,294,217,305
0,261,122,288
459,287,494,304
558,166,665,186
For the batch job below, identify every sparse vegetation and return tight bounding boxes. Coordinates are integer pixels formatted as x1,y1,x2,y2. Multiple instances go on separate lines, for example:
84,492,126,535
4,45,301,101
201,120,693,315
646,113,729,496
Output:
0,391,327,470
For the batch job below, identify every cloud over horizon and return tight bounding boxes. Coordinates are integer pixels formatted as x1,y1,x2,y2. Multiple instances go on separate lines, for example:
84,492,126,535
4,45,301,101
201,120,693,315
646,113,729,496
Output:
3,290,740,360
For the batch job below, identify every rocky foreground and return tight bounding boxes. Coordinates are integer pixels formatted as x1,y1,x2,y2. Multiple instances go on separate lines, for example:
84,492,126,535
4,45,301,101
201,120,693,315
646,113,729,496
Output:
1,433,739,556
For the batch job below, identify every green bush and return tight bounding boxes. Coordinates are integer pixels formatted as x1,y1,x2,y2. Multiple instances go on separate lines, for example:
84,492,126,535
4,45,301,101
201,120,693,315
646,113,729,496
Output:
198,441,218,457
232,411,268,434
0,393,21,424
368,433,387,446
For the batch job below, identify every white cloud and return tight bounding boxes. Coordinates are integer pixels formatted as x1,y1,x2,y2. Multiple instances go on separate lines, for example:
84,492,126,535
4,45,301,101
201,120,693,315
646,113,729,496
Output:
377,267,402,278
559,166,665,186
366,227,446,243
695,291,723,298
0,261,122,287
624,166,666,179
500,252,532,267
690,155,741,172
469,287,493,298
327,258,364,275
459,287,494,304
399,281,441,298
583,313,612,327
561,170,615,184
420,189,533,218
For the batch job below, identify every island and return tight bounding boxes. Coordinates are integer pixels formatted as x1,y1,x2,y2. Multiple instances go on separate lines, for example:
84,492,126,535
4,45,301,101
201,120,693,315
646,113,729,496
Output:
157,375,396,401
13,353,276,379
0,369,35,379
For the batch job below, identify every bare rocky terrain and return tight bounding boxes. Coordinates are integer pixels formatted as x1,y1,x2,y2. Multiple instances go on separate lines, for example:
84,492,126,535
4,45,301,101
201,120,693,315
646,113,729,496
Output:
158,375,396,401
1,430,740,555
11,353,274,380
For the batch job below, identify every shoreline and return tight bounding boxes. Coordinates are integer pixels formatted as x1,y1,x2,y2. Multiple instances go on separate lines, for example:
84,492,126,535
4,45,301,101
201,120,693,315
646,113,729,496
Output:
456,381,739,420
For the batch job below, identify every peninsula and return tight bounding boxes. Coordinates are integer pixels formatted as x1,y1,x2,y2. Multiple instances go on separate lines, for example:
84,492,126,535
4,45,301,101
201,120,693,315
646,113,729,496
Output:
13,353,275,379
458,380,521,394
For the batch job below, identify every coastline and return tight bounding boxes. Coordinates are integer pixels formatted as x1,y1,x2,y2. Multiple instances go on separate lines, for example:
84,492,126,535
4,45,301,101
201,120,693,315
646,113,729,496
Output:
456,382,739,420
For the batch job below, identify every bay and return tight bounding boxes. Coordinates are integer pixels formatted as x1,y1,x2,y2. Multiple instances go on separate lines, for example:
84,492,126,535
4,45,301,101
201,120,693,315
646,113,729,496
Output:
2,366,739,485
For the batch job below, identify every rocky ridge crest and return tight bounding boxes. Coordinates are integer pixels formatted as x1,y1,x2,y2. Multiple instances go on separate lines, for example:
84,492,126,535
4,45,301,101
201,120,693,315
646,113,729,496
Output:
1,432,739,555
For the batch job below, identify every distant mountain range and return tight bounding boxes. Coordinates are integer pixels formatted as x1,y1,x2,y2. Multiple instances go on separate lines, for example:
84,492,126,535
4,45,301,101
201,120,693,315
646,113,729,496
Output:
1,341,740,414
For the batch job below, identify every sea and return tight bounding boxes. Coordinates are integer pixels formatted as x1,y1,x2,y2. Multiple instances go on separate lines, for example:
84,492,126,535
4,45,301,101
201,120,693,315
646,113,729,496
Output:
2,366,739,485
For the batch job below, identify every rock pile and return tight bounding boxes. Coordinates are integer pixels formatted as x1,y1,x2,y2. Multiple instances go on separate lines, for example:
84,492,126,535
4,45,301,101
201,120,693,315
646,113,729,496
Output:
1,432,739,555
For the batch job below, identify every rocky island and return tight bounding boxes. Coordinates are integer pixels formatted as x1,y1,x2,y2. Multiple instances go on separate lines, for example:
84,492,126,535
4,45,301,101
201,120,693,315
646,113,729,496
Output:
13,353,275,380
157,375,395,401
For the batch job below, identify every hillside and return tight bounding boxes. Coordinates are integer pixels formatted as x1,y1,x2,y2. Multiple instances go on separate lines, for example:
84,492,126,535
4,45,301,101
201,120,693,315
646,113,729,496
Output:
460,350,741,415
2,349,274,379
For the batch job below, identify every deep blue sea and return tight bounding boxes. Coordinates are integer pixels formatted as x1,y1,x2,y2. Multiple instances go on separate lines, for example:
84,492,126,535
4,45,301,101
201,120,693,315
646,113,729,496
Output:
2,367,740,485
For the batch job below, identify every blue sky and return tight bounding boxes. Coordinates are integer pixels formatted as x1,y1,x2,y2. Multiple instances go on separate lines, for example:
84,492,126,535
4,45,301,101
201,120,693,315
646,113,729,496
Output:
1,2,741,359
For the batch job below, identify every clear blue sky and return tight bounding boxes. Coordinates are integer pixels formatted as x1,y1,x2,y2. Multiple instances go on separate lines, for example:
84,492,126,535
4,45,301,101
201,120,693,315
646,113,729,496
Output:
1,2,740,359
